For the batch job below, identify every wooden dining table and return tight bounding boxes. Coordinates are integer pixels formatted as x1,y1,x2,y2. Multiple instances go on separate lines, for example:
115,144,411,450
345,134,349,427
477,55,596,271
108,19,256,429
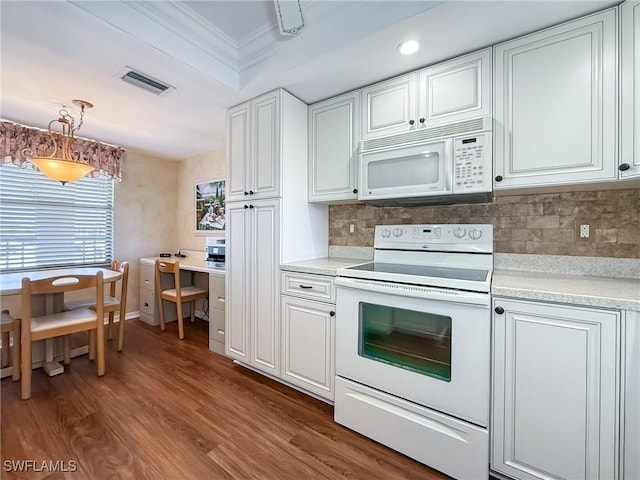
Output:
0,266,122,376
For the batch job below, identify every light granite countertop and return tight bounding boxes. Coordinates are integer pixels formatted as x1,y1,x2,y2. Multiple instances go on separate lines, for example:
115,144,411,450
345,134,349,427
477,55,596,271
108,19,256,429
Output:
281,255,640,312
493,270,640,312
280,257,366,276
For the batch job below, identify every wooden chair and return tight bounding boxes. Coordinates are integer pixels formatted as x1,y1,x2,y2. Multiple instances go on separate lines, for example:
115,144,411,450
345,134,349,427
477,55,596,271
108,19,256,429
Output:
65,261,129,351
155,259,208,340
0,310,20,381
21,272,105,400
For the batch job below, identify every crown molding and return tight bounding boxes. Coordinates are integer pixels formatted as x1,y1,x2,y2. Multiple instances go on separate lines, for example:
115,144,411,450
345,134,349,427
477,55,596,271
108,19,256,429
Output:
70,0,240,90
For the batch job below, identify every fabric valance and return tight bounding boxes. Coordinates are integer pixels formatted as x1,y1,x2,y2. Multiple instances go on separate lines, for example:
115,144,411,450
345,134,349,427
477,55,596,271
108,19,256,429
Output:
0,121,124,181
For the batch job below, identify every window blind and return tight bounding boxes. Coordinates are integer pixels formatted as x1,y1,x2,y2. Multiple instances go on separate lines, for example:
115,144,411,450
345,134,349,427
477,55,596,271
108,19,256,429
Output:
0,163,114,272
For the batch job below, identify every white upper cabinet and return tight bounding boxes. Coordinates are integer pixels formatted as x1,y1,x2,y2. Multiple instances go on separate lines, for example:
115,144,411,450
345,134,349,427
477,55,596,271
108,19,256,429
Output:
494,9,618,189
361,48,492,141
308,90,360,203
227,91,281,202
418,48,492,126
226,103,250,201
361,73,417,140
621,0,640,179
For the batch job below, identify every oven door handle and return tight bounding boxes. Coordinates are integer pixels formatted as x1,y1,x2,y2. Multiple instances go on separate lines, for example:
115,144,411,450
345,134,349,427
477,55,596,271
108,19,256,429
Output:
335,277,490,306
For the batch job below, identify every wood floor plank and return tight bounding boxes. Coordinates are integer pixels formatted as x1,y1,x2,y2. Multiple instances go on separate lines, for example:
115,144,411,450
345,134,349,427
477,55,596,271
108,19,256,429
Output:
1,319,453,480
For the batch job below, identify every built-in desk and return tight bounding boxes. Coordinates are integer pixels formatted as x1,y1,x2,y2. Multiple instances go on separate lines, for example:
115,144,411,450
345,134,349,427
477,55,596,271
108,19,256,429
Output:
139,252,225,355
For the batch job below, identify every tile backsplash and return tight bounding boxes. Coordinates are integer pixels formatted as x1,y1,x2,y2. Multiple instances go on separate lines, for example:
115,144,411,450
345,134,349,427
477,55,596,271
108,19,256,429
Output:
329,187,639,258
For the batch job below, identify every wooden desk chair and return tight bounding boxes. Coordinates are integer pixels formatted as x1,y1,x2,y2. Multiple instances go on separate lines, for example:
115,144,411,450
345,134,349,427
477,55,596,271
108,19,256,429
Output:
0,310,20,381
21,272,105,400
65,261,129,351
155,259,208,340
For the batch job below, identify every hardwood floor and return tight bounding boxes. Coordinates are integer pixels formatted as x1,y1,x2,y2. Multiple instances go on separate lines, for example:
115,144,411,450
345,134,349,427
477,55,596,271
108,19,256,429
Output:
1,318,451,479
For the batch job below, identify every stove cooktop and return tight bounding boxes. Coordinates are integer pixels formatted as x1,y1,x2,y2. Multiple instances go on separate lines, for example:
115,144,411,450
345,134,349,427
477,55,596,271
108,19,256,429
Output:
344,262,489,282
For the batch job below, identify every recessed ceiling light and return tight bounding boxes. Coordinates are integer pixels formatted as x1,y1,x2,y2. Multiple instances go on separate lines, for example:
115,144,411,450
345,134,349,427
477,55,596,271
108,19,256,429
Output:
398,40,421,56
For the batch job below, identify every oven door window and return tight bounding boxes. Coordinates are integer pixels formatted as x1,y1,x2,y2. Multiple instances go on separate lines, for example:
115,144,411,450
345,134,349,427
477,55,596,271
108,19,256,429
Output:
359,302,452,382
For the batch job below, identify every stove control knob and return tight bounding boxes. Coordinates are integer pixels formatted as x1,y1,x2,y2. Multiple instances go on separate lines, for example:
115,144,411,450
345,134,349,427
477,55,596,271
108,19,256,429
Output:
393,228,403,238
381,229,391,238
453,227,467,238
469,229,483,240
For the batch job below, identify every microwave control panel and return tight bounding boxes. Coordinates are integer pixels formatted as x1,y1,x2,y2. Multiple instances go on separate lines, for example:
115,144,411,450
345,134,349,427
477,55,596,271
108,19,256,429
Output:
453,133,490,192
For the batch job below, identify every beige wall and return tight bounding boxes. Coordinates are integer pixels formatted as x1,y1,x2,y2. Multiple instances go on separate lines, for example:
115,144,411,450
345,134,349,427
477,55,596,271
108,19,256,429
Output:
113,150,181,314
175,149,226,251
329,186,640,258
115,148,225,316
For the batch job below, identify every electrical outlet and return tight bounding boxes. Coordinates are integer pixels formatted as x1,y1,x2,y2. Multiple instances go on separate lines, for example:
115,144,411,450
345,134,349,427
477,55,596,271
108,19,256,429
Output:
580,224,589,238
575,221,594,241
349,224,355,234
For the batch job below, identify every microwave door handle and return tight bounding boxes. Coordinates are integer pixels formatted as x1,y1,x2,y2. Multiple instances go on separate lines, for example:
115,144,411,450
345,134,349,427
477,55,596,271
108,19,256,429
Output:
444,139,453,192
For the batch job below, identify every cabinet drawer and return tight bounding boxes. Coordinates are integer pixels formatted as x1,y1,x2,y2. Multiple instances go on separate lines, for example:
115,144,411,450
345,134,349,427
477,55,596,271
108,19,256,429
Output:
209,276,225,310
140,263,154,290
281,271,335,302
139,288,154,316
209,308,225,344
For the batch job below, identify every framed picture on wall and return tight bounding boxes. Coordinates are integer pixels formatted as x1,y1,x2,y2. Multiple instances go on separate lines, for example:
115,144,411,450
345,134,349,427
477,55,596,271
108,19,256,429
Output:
195,178,225,235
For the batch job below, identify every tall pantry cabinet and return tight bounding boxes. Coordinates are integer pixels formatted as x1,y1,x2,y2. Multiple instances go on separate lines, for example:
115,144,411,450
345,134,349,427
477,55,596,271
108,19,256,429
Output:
225,89,328,377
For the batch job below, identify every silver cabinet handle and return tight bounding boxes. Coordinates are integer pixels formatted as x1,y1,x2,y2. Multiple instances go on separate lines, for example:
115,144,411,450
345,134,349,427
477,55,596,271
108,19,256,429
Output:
217,297,225,303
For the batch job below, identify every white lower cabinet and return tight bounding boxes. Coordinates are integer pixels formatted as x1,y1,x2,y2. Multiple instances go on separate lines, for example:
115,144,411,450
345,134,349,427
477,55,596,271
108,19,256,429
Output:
225,200,280,376
280,271,335,401
622,310,640,480
491,298,619,480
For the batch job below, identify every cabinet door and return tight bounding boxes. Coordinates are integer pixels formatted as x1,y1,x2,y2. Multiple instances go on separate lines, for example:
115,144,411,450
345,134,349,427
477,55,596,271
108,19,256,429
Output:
494,9,617,189
622,310,640,480
621,1,640,178
308,91,360,203
281,295,335,400
492,298,619,480
251,91,280,199
225,202,250,362
361,73,417,140
250,199,280,375
418,48,491,126
226,102,251,202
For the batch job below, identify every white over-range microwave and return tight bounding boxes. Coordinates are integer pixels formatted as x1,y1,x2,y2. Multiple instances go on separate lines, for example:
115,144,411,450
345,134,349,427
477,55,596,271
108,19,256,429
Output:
358,117,492,205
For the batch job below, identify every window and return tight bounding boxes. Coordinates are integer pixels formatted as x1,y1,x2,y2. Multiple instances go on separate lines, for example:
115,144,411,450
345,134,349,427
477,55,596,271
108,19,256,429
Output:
359,302,452,382
0,163,114,272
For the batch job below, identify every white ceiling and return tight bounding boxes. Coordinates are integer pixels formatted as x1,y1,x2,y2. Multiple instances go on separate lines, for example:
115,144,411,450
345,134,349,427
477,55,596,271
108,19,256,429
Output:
0,0,619,161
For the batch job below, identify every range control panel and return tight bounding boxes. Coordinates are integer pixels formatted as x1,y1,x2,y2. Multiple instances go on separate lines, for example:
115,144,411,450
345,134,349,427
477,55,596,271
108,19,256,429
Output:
375,224,493,253
453,133,491,193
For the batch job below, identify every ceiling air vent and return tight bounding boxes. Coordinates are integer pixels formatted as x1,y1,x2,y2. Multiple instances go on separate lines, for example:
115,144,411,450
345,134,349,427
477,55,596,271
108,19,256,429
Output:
116,67,175,96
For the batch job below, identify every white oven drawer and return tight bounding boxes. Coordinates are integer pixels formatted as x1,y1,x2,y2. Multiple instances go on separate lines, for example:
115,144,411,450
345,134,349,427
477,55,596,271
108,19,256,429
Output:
281,271,335,302
334,377,488,480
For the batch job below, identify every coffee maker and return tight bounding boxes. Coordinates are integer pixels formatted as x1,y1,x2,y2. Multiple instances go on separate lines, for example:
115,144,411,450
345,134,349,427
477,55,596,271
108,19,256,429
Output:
206,237,226,269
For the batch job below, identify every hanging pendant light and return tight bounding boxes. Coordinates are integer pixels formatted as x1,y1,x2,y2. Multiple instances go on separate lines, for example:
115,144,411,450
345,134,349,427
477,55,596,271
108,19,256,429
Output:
23,99,95,185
